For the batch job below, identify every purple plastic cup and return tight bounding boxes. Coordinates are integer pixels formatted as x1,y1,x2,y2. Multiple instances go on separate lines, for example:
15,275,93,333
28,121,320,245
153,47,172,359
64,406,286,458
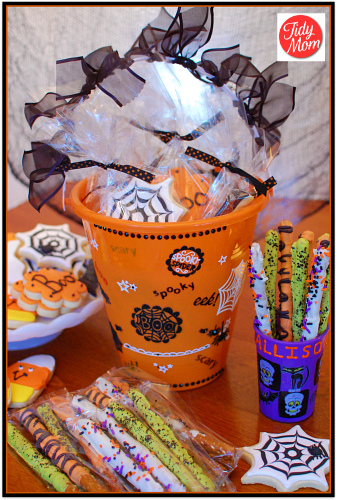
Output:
254,322,329,422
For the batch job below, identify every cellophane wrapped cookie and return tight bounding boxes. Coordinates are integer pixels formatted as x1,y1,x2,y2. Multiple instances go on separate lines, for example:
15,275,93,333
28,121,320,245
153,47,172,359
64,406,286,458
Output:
23,7,295,219
53,366,240,492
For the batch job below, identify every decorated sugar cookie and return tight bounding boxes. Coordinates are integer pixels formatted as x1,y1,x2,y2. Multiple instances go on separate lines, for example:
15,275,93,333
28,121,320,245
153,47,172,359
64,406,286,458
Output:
105,177,188,222
241,425,330,492
8,354,55,408
17,268,88,309
16,223,88,271
170,167,210,220
7,294,36,329
7,239,26,285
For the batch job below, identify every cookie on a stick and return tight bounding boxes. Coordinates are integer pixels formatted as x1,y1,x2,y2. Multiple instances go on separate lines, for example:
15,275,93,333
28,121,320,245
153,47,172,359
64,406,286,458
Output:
277,221,294,341
263,230,279,337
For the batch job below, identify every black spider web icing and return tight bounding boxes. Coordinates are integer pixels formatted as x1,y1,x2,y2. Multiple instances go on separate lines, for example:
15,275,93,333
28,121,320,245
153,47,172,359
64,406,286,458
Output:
256,429,329,481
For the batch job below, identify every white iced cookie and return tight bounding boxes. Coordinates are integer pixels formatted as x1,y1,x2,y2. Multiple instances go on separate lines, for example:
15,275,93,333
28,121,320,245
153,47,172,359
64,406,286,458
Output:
241,425,330,492
7,239,26,285
8,355,55,408
72,418,164,492
16,224,88,272
104,177,188,223
72,396,186,492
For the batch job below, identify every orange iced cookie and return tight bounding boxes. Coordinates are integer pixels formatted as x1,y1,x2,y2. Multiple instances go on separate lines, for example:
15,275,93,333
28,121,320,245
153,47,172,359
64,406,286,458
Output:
22,268,88,309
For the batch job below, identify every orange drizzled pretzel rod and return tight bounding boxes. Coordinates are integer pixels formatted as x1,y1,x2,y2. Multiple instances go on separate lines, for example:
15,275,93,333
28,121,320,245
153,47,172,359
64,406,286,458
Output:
18,408,109,492
277,220,294,341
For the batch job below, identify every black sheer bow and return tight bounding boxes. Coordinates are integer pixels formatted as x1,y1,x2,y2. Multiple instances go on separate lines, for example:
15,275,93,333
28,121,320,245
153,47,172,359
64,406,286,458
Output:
125,7,235,82
24,93,82,128
56,46,145,106
22,143,155,212
234,60,296,147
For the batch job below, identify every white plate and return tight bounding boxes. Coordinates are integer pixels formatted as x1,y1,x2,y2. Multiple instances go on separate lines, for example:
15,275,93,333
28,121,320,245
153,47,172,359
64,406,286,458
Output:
8,295,104,350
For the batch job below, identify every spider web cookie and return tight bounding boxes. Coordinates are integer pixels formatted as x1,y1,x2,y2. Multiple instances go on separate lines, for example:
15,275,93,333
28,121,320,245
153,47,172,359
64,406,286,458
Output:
106,177,188,222
241,425,330,492
16,224,88,271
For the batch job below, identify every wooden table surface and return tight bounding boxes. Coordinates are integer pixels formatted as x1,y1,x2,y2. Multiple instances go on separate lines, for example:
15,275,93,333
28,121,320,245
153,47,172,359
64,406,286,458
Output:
6,200,331,494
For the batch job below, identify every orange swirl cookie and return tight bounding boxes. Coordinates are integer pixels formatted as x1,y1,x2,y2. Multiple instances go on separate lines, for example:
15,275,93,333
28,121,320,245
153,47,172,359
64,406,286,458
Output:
22,269,88,309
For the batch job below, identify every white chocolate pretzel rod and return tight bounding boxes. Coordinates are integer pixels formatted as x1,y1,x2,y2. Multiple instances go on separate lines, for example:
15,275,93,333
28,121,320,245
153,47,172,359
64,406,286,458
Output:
72,417,164,492
248,243,271,335
72,395,186,492
302,235,330,340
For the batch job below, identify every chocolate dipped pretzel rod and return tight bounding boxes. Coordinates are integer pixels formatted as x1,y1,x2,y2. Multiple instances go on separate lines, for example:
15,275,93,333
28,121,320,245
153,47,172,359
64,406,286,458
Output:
18,408,109,492
7,422,80,492
37,403,82,458
277,220,294,341
302,234,330,340
84,386,207,491
72,394,186,492
291,234,312,341
248,243,272,336
263,230,279,338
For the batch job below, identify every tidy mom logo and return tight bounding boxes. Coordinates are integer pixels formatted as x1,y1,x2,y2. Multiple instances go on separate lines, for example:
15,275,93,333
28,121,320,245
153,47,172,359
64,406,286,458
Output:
277,13,325,62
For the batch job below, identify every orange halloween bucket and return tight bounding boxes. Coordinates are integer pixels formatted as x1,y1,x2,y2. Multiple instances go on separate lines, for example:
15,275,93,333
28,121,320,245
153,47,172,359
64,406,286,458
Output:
70,177,269,390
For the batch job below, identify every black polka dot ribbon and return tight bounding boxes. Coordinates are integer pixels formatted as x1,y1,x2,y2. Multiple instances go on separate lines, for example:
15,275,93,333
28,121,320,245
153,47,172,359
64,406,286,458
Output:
58,158,155,183
130,113,276,197
22,142,155,212
184,147,275,196
130,111,225,143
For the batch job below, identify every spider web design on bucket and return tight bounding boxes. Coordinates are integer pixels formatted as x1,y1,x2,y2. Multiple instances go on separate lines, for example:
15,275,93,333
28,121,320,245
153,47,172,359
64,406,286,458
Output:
242,425,330,491
217,260,246,315
131,304,183,343
107,178,186,222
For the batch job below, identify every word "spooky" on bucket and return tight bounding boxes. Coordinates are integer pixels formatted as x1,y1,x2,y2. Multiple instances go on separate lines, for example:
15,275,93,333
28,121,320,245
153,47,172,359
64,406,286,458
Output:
153,282,194,299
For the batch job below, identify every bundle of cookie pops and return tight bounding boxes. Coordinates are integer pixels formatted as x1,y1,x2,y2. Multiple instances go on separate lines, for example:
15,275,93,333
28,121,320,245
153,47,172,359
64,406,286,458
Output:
7,223,100,331
248,220,330,341
22,7,296,221
8,367,240,492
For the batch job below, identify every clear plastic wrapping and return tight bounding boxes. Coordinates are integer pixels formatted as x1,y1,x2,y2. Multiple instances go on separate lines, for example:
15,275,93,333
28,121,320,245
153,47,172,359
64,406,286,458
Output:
23,7,295,216
27,58,274,221
8,366,241,493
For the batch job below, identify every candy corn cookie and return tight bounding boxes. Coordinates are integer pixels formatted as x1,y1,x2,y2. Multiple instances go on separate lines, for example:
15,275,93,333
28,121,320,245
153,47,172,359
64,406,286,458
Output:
8,355,55,408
